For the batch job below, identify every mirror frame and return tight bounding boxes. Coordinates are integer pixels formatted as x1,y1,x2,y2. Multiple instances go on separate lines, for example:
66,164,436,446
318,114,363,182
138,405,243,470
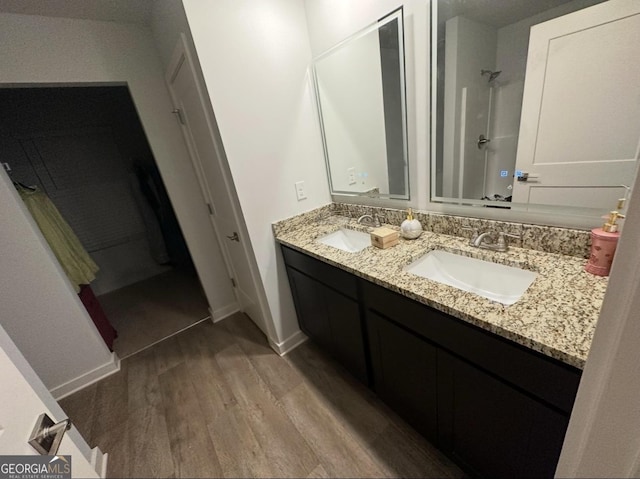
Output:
312,7,410,200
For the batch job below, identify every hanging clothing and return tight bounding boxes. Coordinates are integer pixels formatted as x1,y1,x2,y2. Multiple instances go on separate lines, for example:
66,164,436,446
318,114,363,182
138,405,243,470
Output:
78,284,117,351
129,171,170,265
18,186,99,293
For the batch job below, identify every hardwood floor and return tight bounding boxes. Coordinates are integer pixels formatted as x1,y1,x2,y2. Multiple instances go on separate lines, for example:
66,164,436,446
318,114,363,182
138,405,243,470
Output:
98,268,210,358
59,313,465,478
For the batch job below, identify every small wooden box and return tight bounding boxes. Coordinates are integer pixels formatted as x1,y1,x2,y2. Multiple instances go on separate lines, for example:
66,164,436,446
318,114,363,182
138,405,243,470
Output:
370,227,400,249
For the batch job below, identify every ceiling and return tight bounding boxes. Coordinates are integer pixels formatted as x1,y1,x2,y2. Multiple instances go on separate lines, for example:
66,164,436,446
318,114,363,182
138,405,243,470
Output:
0,0,155,25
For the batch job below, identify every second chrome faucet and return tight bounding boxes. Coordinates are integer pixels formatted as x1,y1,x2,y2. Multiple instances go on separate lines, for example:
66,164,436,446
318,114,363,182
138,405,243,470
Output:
463,227,520,252
357,214,381,228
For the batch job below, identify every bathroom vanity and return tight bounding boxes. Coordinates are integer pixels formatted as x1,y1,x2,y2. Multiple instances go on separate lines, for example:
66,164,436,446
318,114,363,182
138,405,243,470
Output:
275,207,607,478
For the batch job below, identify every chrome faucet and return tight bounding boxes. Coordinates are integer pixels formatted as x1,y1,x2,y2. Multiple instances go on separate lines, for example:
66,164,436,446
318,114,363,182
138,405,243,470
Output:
473,231,493,248
463,227,520,252
357,214,381,227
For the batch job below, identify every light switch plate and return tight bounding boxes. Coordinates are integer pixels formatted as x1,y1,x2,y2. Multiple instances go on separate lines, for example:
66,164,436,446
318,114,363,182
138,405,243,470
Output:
347,167,356,185
295,181,307,201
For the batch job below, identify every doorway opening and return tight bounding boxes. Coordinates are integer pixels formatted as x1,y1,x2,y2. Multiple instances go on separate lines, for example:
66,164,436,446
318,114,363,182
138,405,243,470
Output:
0,85,211,359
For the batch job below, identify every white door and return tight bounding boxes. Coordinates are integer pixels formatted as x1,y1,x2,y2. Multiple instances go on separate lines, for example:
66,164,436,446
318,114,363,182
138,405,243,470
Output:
513,0,640,208
166,35,267,333
0,324,100,478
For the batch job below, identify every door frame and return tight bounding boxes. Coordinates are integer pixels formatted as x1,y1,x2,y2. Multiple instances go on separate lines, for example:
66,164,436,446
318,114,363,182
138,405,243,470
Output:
165,44,241,312
164,35,275,341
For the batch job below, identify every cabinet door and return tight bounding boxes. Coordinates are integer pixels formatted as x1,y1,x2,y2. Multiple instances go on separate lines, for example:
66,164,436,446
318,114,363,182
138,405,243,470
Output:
287,267,331,349
326,290,368,383
286,265,368,384
367,311,438,442
438,351,568,478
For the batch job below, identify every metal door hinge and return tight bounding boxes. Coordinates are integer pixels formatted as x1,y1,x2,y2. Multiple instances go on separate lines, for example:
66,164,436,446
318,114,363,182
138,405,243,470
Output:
28,413,72,455
172,108,186,125
231,278,236,288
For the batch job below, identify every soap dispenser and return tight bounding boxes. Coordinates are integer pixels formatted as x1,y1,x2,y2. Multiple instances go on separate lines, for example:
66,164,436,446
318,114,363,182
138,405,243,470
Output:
400,208,422,239
585,200,626,276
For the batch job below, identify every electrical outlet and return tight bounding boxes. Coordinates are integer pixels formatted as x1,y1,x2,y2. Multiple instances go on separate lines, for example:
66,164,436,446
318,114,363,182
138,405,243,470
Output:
294,181,307,201
347,167,356,185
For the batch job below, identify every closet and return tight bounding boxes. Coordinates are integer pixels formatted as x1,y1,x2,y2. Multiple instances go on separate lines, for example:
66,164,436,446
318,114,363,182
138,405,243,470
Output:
1,86,209,358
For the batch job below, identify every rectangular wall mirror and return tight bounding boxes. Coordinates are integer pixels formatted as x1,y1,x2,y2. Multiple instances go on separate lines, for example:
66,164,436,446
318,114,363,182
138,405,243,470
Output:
431,0,640,215
313,8,410,200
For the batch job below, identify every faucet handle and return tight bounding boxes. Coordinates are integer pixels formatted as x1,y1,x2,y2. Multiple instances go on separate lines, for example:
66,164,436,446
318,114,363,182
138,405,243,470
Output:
462,226,479,245
496,231,522,250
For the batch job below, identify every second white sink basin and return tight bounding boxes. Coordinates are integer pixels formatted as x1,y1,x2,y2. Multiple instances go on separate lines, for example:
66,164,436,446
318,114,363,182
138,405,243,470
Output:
404,250,537,305
317,228,370,253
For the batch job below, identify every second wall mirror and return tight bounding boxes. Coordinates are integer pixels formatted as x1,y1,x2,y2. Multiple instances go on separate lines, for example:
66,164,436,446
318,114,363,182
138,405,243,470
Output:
313,8,410,200
431,0,640,215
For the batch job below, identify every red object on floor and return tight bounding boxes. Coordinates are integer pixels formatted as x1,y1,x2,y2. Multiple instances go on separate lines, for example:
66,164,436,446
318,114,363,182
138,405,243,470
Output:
78,284,117,351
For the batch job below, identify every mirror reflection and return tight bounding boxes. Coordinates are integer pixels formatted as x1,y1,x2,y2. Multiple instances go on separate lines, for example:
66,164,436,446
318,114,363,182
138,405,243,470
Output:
313,8,409,199
432,0,640,212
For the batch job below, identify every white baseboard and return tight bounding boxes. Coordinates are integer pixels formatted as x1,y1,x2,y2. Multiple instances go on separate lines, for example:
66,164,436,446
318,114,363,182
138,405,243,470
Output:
91,446,108,478
210,302,240,323
269,329,308,356
50,352,121,400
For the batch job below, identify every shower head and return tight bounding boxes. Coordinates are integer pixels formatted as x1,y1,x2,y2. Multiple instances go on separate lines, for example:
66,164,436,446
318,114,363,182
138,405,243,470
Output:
481,69,502,83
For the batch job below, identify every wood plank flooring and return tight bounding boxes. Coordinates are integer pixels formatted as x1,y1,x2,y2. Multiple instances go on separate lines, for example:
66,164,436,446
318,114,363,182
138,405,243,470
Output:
59,313,465,478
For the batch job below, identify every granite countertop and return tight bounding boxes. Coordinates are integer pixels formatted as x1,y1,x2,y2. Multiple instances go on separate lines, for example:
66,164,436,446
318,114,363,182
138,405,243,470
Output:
274,210,609,369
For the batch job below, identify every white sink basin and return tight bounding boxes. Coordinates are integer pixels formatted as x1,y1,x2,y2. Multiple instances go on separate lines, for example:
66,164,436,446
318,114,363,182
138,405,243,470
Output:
404,250,537,305
317,228,370,253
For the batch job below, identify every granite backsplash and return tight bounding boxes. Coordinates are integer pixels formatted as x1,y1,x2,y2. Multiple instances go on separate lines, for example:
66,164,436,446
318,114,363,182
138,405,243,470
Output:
328,202,592,259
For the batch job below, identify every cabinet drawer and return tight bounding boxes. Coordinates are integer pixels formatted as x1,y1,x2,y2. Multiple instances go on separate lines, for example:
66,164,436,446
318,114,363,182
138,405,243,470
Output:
282,245,358,299
362,280,581,413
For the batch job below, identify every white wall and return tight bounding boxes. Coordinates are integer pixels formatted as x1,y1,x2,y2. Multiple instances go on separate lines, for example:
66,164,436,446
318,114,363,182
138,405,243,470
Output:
91,239,169,295
0,11,236,388
304,0,430,210
316,30,388,193
182,0,332,344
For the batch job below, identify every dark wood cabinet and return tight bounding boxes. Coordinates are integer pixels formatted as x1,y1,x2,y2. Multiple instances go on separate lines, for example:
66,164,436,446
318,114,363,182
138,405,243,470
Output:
281,244,581,478
325,291,368,383
367,311,438,442
438,351,569,478
286,268,332,349
361,280,580,478
283,247,367,384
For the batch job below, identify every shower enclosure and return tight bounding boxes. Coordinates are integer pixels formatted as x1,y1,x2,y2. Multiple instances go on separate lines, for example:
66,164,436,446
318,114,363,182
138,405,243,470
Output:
439,15,522,203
